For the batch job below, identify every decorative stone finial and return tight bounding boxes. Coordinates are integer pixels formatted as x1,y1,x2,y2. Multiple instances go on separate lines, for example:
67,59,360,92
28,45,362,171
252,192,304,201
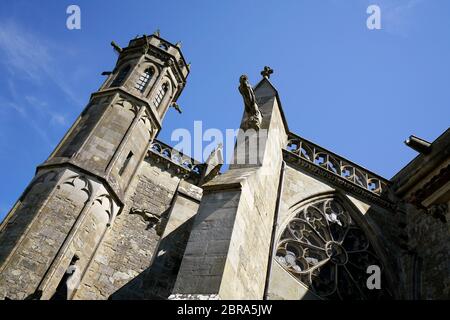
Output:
153,29,161,37
200,143,224,185
176,41,182,48
260,66,273,79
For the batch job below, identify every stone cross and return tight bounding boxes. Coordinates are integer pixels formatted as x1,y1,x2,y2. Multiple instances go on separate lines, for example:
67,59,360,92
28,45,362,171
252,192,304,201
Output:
261,66,274,79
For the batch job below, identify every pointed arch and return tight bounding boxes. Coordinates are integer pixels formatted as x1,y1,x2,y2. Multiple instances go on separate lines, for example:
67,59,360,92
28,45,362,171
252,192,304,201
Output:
135,66,154,93
152,81,170,110
61,174,92,200
275,192,394,300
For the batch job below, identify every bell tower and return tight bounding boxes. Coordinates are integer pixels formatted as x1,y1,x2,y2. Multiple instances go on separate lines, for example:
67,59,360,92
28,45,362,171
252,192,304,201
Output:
0,32,189,299
48,32,189,200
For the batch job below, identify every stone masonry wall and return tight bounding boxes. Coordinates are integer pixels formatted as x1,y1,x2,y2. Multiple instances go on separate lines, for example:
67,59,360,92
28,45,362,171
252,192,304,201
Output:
407,202,450,299
122,181,203,299
0,168,92,299
73,159,183,299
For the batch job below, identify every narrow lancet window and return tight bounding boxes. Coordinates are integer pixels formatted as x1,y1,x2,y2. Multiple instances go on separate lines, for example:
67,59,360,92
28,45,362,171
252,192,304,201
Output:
153,83,169,109
135,67,154,93
119,151,133,176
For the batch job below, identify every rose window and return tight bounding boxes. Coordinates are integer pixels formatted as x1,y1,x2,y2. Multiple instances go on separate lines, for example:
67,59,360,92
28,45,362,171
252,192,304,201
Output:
276,197,392,300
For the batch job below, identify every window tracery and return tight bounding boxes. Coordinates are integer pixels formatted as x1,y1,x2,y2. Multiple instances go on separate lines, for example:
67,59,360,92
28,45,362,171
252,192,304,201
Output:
275,197,392,300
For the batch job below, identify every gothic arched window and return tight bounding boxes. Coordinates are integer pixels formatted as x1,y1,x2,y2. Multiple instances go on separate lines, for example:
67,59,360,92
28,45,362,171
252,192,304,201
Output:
110,65,131,88
275,196,392,300
135,67,154,93
152,82,169,109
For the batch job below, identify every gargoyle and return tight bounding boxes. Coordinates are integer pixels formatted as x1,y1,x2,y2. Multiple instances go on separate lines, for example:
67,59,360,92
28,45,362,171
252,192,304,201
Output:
130,208,161,229
171,102,183,114
238,75,262,130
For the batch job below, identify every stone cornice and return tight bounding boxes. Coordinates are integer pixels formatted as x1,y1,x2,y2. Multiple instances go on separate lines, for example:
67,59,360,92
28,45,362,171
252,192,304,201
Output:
35,161,125,208
90,88,162,131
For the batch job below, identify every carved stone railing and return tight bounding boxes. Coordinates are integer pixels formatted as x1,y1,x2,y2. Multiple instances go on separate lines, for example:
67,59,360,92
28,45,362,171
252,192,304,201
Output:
147,140,204,179
285,132,390,198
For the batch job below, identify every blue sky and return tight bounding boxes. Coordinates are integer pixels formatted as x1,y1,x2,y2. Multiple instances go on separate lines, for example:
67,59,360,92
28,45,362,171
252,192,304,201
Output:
0,0,449,221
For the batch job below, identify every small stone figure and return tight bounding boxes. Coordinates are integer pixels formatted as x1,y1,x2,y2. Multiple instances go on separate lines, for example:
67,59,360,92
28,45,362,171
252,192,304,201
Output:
238,75,262,130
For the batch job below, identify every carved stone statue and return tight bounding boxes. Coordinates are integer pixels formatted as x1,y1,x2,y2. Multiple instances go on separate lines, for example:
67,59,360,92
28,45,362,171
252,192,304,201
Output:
238,75,262,130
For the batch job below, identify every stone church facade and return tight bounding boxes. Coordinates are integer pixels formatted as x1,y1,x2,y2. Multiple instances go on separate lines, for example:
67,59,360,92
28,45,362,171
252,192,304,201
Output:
0,33,448,300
